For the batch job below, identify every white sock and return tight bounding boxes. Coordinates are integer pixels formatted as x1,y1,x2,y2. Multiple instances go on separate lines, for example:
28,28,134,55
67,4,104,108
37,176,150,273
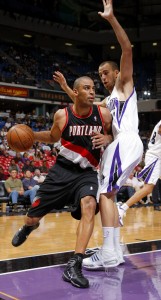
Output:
121,203,129,212
102,227,115,251
114,227,122,252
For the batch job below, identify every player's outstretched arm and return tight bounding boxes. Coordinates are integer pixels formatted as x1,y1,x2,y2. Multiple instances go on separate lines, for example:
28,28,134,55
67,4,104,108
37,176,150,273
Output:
99,0,133,85
53,71,106,107
53,71,76,102
33,109,66,144
33,130,56,144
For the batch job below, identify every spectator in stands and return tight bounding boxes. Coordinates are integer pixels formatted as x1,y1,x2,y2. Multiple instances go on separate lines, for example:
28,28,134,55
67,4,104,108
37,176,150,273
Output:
5,118,12,129
27,150,35,161
40,160,49,174
7,148,16,157
50,146,58,157
8,159,20,173
0,141,7,153
34,149,44,161
21,152,29,164
0,166,8,181
22,160,31,173
4,167,24,211
0,127,8,138
0,119,6,130
42,144,51,151
0,149,9,157
22,170,39,204
14,152,23,164
33,169,45,184
29,161,36,173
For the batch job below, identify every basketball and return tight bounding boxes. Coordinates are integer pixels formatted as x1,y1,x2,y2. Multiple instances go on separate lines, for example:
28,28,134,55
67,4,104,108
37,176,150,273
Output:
7,124,34,152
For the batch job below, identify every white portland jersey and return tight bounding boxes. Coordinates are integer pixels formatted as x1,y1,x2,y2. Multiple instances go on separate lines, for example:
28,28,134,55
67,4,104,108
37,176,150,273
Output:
147,120,161,159
105,87,139,138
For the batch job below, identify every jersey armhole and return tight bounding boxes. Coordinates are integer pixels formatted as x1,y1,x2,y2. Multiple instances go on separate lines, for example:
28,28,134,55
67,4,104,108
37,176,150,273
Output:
60,107,68,133
97,105,105,134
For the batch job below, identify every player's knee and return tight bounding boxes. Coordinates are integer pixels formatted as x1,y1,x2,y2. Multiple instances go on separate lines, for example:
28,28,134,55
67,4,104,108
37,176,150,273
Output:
81,196,96,216
25,216,40,226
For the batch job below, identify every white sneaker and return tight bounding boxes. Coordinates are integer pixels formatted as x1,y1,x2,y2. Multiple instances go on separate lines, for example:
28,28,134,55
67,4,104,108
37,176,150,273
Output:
83,248,119,270
116,248,125,265
117,205,125,226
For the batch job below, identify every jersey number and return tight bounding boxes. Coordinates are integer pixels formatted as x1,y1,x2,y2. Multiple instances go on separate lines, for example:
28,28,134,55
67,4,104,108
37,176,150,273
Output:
150,132,156,144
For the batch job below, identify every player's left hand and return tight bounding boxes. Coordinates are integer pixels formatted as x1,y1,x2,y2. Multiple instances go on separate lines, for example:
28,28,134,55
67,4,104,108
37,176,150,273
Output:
91,132,112,149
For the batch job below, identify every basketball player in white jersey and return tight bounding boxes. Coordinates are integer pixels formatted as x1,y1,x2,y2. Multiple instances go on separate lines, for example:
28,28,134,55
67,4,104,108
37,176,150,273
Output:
53,0,143,269
118,121,161,225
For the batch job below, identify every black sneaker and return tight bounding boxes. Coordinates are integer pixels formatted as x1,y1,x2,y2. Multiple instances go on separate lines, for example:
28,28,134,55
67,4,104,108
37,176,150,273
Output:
12,223,40,247
62,255,89,288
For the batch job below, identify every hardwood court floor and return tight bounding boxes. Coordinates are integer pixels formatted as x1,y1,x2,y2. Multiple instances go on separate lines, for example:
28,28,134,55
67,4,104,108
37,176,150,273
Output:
1,205,161,260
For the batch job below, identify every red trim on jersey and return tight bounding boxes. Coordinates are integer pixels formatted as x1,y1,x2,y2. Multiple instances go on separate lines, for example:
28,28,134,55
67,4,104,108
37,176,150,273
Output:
70,105,93,119
97,105,105,133
61,107,68,133
61,138,99,167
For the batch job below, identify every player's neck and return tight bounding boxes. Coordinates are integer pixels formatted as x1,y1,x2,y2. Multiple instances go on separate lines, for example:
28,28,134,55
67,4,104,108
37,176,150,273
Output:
72,104,92,117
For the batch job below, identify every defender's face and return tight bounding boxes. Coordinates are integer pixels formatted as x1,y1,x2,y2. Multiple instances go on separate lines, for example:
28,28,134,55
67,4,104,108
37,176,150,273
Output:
74,78,95,107
99,63,118,92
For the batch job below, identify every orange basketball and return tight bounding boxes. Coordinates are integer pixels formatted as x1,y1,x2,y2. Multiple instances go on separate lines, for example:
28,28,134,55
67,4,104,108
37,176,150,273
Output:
7,124,34,152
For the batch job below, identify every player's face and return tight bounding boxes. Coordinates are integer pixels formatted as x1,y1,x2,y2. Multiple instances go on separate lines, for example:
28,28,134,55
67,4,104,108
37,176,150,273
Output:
99,63,118,93
74,78,95,107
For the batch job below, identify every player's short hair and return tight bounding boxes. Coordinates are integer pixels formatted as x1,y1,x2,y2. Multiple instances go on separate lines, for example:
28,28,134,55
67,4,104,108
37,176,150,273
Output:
73,76,93,89
99,61,119,71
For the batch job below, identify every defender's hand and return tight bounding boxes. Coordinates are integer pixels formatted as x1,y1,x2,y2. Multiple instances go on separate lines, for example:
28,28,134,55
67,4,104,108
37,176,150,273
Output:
53,71,67,90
